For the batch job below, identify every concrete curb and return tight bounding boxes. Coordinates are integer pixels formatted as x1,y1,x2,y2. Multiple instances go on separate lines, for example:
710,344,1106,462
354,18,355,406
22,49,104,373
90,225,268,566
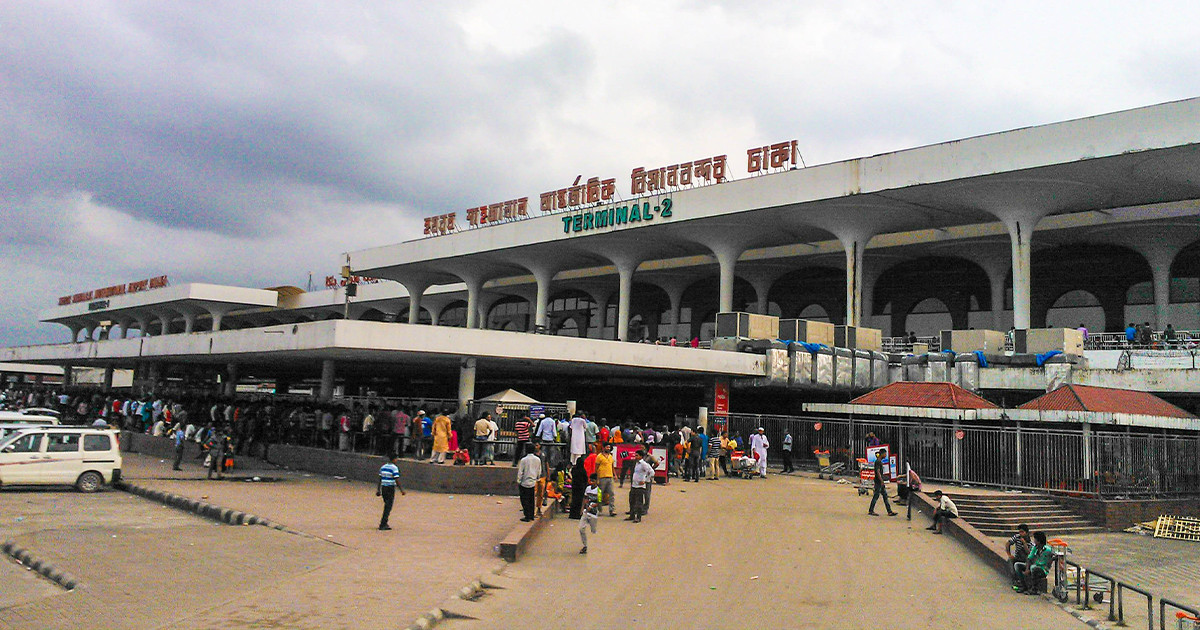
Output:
405,564,508,630
1,540,80,591
496,501,557,562
116,481,283,530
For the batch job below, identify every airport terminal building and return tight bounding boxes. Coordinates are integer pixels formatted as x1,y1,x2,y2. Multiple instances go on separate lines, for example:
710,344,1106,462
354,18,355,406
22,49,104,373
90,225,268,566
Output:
4,98,1200,417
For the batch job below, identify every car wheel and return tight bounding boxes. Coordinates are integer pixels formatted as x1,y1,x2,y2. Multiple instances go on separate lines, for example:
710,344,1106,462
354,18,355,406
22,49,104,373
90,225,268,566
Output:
76,471,103,493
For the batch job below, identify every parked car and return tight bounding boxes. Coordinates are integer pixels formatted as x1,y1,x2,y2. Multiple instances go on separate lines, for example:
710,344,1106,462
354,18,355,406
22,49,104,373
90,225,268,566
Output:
0,427,122,492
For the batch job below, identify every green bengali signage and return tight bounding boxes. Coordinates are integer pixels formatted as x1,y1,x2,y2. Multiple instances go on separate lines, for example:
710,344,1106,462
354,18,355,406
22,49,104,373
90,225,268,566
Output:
561,198,673,235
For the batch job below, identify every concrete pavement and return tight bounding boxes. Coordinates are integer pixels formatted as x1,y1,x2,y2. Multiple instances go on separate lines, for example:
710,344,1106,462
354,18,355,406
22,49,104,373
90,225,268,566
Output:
442,473,1083,630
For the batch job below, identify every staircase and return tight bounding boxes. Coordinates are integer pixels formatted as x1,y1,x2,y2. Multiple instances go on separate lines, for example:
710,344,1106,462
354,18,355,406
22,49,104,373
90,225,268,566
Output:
946,493,1104,537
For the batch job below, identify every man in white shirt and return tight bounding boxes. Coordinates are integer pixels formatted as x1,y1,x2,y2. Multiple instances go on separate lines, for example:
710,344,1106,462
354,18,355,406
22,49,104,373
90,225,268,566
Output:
569,413,587,464
928,490,959,534
624,449,655,523
749,427,770,478
516,444,543,522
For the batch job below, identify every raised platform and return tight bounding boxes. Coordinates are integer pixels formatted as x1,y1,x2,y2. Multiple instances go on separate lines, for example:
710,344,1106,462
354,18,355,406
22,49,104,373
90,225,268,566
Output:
120,433,516,496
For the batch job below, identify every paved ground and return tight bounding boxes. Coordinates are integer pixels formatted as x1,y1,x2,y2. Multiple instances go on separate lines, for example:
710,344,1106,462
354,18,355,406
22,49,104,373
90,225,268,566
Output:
1045,532,1200,627
0,452,517,629
442,473,1081,630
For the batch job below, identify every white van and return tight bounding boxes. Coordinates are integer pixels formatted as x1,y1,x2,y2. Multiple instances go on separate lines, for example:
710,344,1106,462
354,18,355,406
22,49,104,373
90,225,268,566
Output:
0,427,122,492
0,411,59,425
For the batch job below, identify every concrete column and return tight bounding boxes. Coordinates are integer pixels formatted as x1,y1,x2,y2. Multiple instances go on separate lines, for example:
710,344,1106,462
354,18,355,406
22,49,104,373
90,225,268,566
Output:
1151,264,1171,331
841,236,868,327
159,315,171,336
616,262,637,341
68,323,83,344
223,363,238,397
457,357,476,414
713,247,742,313
118,320,132,339
319,360,336,401
465,281,482,329
697,407,708,433
1002,214,1040,330
102,366,114,392
147,362,161,390
531,268,555,332
62,365,73,387
183,312,197,334
402,280,431,325
136,317,151,338
749,276,773,315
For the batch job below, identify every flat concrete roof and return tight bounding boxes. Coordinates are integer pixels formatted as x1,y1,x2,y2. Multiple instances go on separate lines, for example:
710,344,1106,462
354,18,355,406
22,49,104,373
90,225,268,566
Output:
351,97,1200,282
41,283,280,325
0,319,766,379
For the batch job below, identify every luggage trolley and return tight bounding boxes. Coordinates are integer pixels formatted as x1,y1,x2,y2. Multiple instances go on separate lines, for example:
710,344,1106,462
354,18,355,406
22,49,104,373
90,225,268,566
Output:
1047,538,1073,603
856,458,873,496
1176,611,1200,630
814,449,844,479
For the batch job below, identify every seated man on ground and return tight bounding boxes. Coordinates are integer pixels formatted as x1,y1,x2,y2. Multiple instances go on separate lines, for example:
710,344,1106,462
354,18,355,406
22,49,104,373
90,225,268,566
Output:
927,490,958,534
1018,531,1054,594
1005,524,1032,590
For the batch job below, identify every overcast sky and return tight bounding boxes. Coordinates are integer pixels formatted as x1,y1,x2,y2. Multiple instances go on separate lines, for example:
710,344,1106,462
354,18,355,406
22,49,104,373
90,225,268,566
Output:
2,1,1199,346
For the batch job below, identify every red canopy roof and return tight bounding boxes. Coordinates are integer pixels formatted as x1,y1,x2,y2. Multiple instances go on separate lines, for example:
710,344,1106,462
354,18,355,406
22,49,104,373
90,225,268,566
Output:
1019,384,1195,418
848,382,999,410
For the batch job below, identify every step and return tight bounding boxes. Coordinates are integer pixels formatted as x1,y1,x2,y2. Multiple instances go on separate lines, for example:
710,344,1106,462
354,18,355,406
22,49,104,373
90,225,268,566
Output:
958,508,1079,519
978,525,1105,537
949,496,1062,507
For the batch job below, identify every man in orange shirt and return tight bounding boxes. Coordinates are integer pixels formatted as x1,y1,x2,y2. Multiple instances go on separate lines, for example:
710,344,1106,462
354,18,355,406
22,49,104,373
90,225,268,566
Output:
594,444,616,516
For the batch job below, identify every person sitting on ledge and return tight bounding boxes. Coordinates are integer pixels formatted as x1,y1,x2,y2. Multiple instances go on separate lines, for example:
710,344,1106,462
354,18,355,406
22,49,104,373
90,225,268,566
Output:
926,490,958,534
1017,531,1054,595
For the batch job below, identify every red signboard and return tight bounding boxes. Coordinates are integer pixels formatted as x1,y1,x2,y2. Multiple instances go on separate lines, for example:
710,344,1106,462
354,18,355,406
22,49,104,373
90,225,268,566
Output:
713,378,729,416
56,275,168,306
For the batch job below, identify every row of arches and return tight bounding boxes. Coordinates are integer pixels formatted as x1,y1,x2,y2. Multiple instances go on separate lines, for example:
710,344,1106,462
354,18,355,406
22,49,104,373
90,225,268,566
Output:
68,240,1200,342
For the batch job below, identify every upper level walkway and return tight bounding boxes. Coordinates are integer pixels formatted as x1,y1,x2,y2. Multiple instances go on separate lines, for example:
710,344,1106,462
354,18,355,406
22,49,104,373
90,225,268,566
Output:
0,319,767,379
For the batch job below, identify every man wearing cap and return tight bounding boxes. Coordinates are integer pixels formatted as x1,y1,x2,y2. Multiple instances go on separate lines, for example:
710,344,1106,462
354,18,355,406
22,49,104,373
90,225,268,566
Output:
376,455,406,530
749,427,770,478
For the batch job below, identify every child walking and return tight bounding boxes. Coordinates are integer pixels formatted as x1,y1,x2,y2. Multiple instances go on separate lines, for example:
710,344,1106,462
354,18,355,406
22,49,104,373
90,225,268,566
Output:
578,474,600,554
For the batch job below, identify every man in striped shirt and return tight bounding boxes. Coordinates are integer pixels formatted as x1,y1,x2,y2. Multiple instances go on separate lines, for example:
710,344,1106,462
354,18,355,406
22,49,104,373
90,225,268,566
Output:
513,416,532,467
707,432,722,480
376,455,406,530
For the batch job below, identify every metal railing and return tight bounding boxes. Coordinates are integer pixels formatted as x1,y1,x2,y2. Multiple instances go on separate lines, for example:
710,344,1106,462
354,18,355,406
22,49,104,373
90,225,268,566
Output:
720,413,1200,498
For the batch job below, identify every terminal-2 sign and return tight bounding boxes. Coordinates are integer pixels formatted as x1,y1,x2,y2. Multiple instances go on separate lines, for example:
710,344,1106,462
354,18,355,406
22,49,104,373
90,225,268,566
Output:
561,198,673,235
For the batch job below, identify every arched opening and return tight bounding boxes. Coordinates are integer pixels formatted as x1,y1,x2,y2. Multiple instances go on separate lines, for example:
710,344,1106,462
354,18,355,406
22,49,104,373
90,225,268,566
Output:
487,295,530,331
357,308,389,322
905,297,953,337
768,267,844,323
680,273,757,340
439,301,469,328
547,290,594,337
874,257,989,337
1030,243,1152,332
1045,290,1105,331
1170,240,1200,331
798,303,832,322
397,306,431,325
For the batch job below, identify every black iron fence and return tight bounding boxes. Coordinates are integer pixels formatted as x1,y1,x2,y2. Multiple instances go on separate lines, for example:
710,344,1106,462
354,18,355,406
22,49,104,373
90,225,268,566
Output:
721,413,1200,498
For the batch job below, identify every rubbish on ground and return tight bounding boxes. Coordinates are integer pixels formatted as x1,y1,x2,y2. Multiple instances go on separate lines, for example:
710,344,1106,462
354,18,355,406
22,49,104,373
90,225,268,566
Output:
1124,520,1158,536
1153,515,1200,542
333,476,346,480
750,575,759,580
